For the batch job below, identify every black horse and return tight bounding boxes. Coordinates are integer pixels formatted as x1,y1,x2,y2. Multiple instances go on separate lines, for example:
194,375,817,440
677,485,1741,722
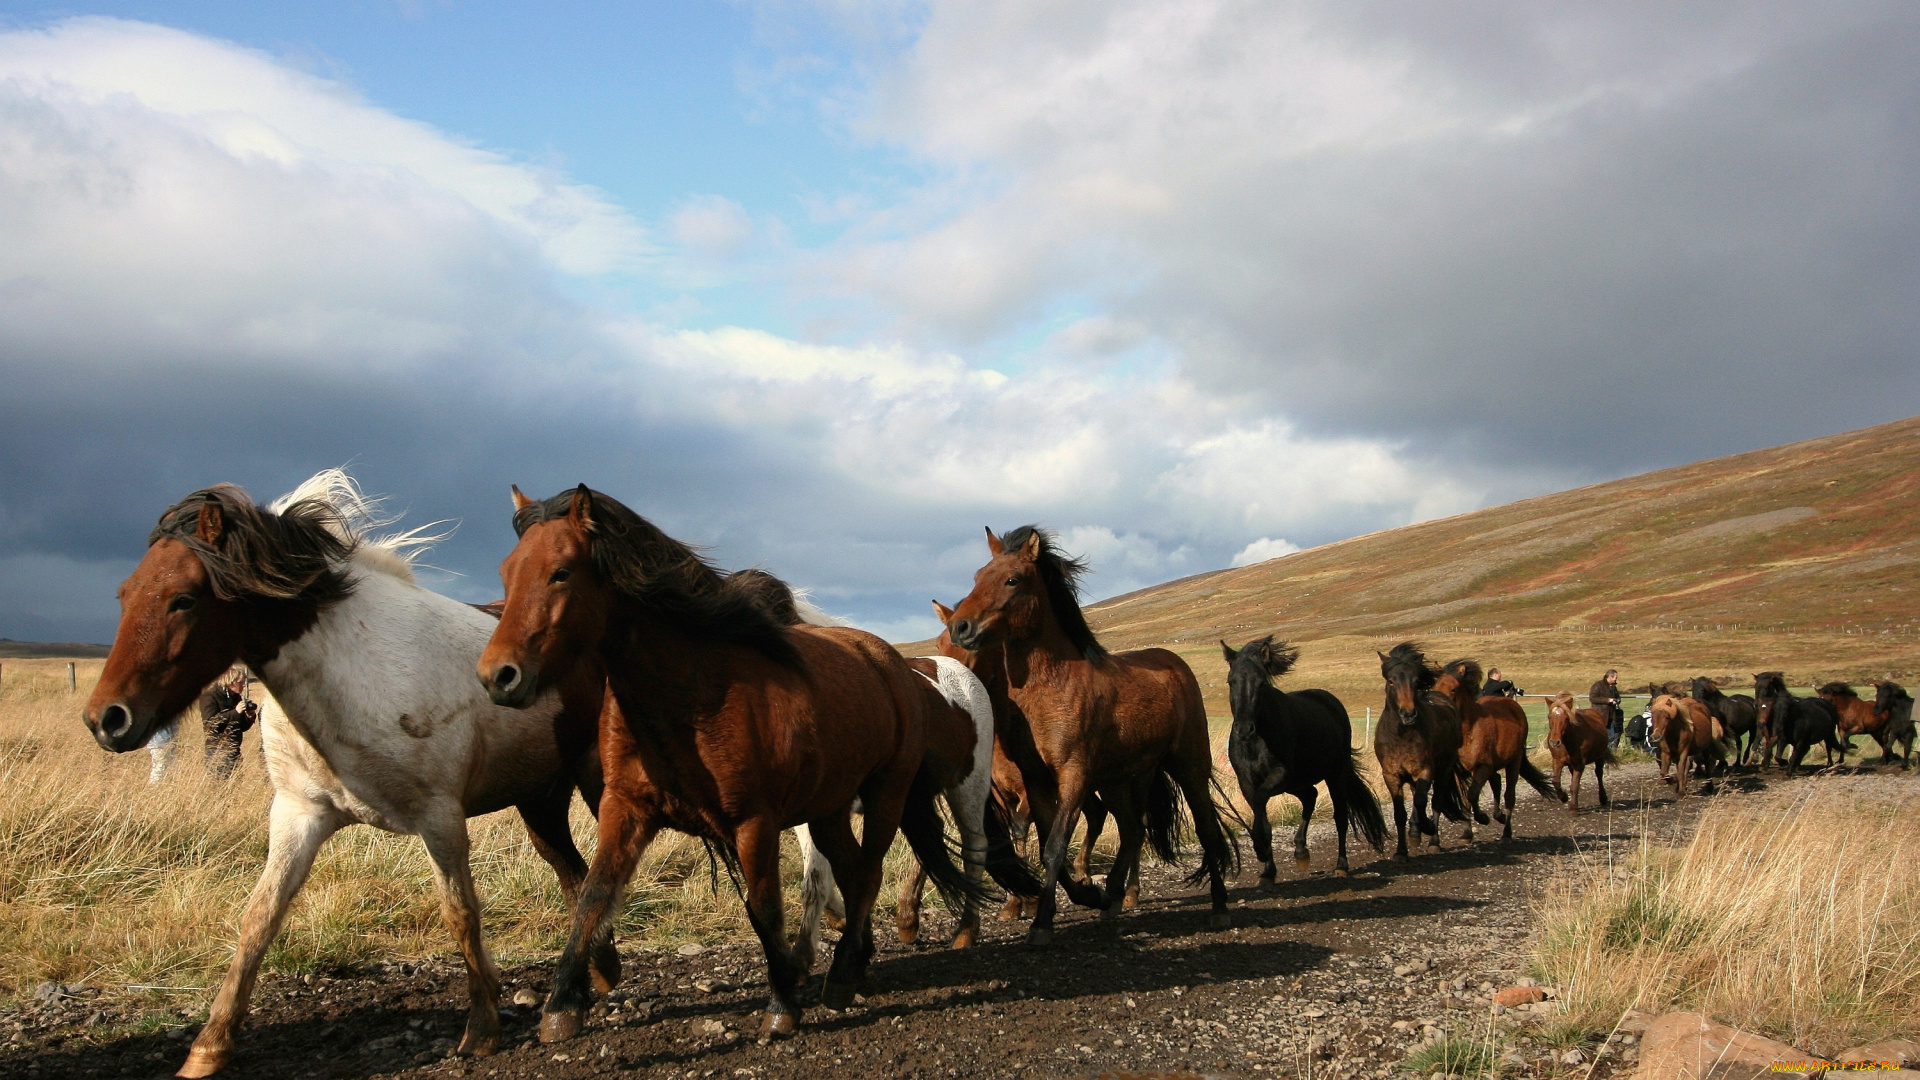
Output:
1755,674,1843,779
1222,637,1386,880
1690,676,1759,766
1875,681,1915,769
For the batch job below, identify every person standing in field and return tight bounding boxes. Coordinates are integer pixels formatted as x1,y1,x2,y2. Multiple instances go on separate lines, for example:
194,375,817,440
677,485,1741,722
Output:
1589,669,1623,747
199,671,257,778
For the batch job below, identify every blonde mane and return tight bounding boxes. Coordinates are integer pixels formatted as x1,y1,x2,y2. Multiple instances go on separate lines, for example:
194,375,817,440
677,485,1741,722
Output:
269,468,451,583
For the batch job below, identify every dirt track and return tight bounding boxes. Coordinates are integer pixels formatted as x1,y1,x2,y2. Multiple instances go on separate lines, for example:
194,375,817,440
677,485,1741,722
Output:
0,761,1745,1080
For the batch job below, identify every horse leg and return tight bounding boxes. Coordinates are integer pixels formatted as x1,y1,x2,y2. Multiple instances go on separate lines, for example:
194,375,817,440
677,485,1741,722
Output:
541,794,659,1044
893,859,929,946
1389,780,1410,862
1412,778,1440,848
1024,776,1089,947
792,824,844,973
736,817,809,1039
819,793,902,1008
1292,785,1317,875
517,794,620,993
1500,766,1517,841
1169,763,1233,930
416,812,505,1058
1073,798,1107,887
1245,786,1276,884
944,778,992,950
1098,788,1146,921
1329,783,1352,878
178,796,341,1078
1489,771,1508,824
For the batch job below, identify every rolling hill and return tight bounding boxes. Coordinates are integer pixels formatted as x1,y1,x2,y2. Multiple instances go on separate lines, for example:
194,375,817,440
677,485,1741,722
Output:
914,415,1920,714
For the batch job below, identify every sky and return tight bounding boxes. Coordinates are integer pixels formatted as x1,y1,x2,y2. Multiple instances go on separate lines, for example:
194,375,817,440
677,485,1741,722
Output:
2,2,1917,645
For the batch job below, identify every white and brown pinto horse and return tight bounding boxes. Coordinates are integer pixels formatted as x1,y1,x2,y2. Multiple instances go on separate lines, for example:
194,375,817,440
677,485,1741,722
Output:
82,471,608,1077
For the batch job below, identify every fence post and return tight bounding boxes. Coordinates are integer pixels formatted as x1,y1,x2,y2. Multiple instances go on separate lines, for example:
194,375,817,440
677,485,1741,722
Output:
68,662,77,691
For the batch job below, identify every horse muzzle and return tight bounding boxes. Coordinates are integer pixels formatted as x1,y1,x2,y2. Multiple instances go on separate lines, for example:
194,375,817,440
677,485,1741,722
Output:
947,617,985,651
84,701,154,754
480,659,539,709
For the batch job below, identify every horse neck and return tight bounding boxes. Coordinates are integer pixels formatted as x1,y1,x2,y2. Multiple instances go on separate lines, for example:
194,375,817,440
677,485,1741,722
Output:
1000,606,1094,689
598,599,738,724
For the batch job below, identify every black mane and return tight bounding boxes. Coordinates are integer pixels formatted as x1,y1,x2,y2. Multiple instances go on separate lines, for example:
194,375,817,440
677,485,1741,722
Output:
1442,658,1484,696
1382,641,1438,691
1239,635,1300,681
516,487,802,669
1001,524,1107,664
1817,681,1859,700
150,484,354,608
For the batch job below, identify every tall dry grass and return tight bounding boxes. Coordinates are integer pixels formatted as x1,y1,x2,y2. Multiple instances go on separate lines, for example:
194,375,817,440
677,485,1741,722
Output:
1533,775,1920,1055
0,660,919,1002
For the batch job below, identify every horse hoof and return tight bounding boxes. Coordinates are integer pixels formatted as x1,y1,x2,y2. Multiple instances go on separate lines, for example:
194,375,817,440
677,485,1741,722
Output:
949,926,978,950
1392,851,1411,863
895,919,920,946
590,944,622,994
176,1045,230,1079
539,1010,583,1044
821,980,858,1011
455,1029,499,1058
1100,904,1119,922
757,1011,798,1043
1334,867,1350,879
1208,911,1232,931
1025,925,1053,948
1123,890,1139,911
1293,857,1311,874
996,903,1022,923
822,910,846,931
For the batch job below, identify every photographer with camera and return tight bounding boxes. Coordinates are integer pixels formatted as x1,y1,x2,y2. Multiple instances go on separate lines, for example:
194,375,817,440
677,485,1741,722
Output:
1480,666,1523,698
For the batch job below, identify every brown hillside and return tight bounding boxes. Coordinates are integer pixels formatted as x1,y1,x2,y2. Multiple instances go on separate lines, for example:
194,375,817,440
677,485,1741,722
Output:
913,415,1920,714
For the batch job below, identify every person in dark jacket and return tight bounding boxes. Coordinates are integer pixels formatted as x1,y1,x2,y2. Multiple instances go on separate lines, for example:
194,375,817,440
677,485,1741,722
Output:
200,672,257,778
1481,667,1521,698
1590,669,1623,747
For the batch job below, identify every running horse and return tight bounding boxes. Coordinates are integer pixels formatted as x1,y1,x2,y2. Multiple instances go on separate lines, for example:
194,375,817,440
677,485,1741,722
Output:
1544,692,1615,812
943,526,1236,945
81,471,611,1077
1755,674,1842,779
1873,681,1915,769
1438,660,1563,840
1690,677,1760,766
479,486,982,1042
1375,643,1468,859
1819,682,1899,765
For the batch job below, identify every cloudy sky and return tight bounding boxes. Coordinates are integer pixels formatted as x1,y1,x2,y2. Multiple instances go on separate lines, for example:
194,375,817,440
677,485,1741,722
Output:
2,2,1916,644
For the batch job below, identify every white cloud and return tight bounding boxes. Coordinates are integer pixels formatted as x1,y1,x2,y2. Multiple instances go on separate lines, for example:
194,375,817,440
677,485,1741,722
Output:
1231,537,1301,568
671,194,755,257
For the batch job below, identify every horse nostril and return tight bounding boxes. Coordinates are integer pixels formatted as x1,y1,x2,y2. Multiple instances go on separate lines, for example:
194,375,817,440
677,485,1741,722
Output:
492,665,520,692
100,703,132,738
952,619,973,640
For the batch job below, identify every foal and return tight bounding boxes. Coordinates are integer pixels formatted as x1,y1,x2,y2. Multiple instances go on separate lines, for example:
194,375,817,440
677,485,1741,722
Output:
1374,643,1467,860
1544,693,1615,812
82,472,608,1077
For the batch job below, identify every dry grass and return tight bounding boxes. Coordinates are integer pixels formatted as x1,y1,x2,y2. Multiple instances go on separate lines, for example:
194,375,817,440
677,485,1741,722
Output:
1532,775,1920,1055
0,659,921,1003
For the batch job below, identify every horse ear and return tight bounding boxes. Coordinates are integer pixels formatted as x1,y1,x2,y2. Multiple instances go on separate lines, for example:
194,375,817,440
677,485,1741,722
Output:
984,527,1004,556
1220,640,1237,663
194,499,225,545
511,484,534,511
1250,638,1270,665
567,485,595,531
1021,530,1044,558
1378,650,1390,663
931,599,955,622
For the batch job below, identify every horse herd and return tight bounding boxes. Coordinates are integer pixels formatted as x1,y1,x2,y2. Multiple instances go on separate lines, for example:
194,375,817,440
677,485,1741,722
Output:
74,470,1914,1078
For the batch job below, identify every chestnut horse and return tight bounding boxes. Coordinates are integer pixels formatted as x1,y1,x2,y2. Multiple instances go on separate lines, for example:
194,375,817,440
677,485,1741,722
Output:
944,526,1235,945
1650,695,1725,794
479,486,981,1042
1374,643,1467,860
1438,660,1562,840
1545,693,1616,812
81,472,610,1077
1819,682,1897,764
1874,681,1915,769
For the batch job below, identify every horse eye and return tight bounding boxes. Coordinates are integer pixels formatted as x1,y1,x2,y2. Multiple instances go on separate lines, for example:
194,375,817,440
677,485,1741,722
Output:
1005,576,1019,587
550,568,571,584
168,594,197,613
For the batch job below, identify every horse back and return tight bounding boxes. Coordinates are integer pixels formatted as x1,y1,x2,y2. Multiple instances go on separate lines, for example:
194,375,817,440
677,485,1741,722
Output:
905,660,979,790
1461,695,1528,767
1106,646,1209,751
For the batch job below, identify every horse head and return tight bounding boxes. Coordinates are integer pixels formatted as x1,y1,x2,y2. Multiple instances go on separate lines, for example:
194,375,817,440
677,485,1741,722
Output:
86,484,350,753
1221,636,1299,724
946,526,1105,665
480,485,609,708
1545,692,1576,749
1378,642,1436,727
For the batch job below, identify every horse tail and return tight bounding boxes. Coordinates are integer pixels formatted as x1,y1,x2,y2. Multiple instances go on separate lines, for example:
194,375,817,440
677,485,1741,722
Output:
898,763,994,914
1143,766,1187,864
1171,764,1241,887
1331,749,1388,852
1517,757,1566,803
1428,721,1469,823
981,788,1044,897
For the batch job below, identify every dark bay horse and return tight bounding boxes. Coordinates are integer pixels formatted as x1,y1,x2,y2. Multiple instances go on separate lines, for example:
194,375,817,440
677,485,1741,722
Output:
1755,674,1841,780
1374,643,1467,860
1874,681,1915,768
1438,660,1562,839
81,472,611,1076
1221,637,1385,879
1545,692,1615,812
479,486,981,1042
944,526,1235,944
1819,682,1898,764
1690,677,1759,766
931,600,1126,918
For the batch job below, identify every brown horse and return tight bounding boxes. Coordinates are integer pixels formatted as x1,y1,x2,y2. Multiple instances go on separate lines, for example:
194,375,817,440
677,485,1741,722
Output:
1437,660,1562,840
479,486,981,1043
1375,643,1467,859
1819,682,1896,764
1544,693,1616,812
931,600,1128,919
944,526,1235,945
1649,695,1722,795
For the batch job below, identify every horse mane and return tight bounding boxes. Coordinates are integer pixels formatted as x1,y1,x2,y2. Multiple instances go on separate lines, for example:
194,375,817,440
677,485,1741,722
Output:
1817,681,1859,700
724,568,842,628
517,488,801,669
1382,641,1439,691
1442,659,1484,697
151,483,355,607
1759,673,1791,699
269,468,449,582
1001,524,1108,664
1251,636,1300,680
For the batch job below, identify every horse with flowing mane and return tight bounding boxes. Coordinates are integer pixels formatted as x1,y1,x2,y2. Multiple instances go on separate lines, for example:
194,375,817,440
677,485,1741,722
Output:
1221,636,1385,879
944,526,1236,944
479,486,984,1043
1690,676,1760,766
1437,660,1563,839
1544,692,1616,812
1755,674,1842,779
1375,643,1467,859
1873,680,1915,769
82,471,612,1077
1818,682,1899,765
